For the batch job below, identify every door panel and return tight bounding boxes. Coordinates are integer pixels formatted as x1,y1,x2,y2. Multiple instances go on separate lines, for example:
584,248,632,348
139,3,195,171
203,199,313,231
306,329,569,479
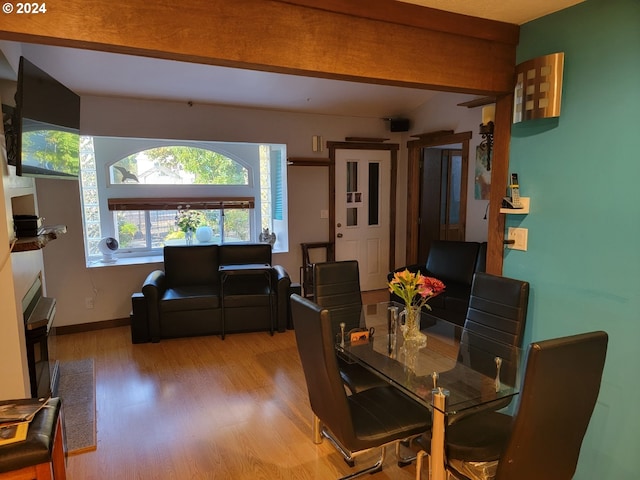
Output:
335,149,390,290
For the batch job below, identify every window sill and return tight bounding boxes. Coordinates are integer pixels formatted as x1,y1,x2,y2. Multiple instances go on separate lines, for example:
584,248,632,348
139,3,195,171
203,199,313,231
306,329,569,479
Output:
86,254,164,269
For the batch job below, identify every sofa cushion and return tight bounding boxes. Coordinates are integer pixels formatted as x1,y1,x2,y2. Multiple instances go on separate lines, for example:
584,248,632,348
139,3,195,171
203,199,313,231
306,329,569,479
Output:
164,245,219,287
161,286,219,312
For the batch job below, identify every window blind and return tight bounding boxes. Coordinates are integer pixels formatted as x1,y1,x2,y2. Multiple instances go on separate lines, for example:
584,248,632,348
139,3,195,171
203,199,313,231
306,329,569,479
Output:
108,197,255,211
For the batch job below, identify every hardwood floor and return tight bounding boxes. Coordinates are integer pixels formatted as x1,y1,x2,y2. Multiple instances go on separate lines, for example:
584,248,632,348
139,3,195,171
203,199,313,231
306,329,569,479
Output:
58,290,425,479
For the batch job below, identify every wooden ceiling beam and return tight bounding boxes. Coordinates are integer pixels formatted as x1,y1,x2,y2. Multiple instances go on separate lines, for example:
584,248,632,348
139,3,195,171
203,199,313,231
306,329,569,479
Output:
0,0,518,95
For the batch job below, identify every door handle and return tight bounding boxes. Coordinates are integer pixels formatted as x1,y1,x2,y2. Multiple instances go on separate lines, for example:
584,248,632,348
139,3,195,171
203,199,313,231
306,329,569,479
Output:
337,233,343,238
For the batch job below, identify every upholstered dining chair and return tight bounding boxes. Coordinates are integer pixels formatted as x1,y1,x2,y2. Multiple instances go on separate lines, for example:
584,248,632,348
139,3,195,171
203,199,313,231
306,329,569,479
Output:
313,260,389,394
290,294,432,480
446,272,530,422
396,272,530,470
412,330,608,480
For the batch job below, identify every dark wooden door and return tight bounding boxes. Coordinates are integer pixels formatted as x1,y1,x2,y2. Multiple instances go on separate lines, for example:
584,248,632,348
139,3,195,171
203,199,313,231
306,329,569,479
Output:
417,147,468,264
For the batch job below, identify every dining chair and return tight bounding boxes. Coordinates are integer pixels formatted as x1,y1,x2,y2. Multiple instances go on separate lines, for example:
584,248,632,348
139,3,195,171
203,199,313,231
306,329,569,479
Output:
313,260,389,394
398,272,529,467
398,272,530,469
413,330,608,480
448,272,530,422
398,272,529,468
290,294,432,480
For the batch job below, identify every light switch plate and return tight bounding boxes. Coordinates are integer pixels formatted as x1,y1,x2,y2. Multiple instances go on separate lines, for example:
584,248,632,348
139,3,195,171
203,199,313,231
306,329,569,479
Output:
508,227,528,251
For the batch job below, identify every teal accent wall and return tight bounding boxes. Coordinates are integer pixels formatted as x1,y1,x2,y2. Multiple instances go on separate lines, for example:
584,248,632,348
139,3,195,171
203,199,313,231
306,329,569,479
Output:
505,0,640,477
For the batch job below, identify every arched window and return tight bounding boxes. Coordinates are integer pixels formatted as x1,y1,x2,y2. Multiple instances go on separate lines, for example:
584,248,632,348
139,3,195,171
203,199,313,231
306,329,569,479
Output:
79,138,288,265
108,146,249,185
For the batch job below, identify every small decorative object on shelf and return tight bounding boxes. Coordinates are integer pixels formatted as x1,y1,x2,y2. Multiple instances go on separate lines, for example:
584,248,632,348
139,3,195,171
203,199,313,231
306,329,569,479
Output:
195,225,213,243
259,227,276,246
388,269,445,347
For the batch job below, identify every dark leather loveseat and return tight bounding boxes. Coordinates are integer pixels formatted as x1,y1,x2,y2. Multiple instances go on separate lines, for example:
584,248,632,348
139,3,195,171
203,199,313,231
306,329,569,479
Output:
389,240,486,327
131,244,290,343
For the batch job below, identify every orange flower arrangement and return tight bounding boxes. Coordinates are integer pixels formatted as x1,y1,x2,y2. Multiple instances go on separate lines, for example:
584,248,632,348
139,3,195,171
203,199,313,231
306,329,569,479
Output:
388,269,445,310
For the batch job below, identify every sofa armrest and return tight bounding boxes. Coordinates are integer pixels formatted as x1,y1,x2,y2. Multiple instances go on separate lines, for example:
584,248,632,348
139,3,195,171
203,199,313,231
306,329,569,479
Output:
141,270,167,342
273,265,291,333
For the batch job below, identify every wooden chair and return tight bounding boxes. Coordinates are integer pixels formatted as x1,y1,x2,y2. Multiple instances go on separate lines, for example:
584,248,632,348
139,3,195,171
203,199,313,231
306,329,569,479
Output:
300,242,333,298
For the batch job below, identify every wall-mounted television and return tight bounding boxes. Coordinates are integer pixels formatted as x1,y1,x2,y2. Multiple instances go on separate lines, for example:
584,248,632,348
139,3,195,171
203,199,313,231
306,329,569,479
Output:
3,56,80,179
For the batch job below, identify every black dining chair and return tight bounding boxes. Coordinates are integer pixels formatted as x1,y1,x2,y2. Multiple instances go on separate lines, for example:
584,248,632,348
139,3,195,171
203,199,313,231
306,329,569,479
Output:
398,272,529,467
398,272,530,469
290,293,432,480
313,260,389,394
412,330,608,480
447,272,530,422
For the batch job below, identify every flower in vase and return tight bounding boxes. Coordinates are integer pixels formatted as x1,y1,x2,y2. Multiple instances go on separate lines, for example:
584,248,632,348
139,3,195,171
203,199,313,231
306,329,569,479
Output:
388,269,445,310
175,209,204,232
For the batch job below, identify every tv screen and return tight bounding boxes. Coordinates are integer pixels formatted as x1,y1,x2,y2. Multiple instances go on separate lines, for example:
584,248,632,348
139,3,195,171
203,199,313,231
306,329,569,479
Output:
13,56,80,179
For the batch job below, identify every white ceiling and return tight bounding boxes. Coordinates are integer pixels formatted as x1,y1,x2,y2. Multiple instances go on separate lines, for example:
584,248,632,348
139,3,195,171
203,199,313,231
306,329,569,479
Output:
0,0,584,119
398,0,584,25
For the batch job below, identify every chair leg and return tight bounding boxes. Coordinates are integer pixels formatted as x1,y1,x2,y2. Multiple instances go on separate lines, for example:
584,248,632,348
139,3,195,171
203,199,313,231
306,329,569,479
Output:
396,440,417,467
312,414,322,444
321,427,386,474
415,450,429,480
338,446,386,480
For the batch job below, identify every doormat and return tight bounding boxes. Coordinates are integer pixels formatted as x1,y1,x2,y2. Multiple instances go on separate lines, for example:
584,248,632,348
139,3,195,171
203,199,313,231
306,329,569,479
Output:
57,358,97,455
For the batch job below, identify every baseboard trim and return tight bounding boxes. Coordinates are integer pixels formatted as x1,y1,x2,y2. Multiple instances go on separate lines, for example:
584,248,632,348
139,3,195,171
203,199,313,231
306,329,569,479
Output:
55,318,130,336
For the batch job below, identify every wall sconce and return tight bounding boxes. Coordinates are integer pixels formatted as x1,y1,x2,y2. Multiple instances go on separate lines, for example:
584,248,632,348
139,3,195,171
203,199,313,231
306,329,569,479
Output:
479,105,495,170
513,52,564,123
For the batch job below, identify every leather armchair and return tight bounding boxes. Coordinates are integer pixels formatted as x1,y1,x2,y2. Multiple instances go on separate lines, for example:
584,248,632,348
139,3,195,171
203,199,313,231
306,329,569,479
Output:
389,240,487,327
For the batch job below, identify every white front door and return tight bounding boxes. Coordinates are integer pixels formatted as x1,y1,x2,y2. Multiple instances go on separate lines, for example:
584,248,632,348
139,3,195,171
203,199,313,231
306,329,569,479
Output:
335,149,391,290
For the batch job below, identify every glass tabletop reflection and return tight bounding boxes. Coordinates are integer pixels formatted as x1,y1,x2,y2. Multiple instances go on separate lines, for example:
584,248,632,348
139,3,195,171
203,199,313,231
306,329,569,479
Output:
336,301,522,415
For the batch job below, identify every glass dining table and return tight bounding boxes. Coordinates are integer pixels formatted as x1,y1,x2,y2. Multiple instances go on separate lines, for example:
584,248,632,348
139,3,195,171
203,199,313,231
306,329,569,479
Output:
336,302,522,480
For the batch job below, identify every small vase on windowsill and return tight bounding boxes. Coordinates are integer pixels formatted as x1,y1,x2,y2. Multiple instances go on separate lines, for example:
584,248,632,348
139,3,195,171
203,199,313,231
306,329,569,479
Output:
185,228,194,246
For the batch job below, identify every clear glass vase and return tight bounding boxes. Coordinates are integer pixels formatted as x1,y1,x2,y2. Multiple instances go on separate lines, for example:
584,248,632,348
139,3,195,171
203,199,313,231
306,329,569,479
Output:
185,228,194,245
400,305,427,348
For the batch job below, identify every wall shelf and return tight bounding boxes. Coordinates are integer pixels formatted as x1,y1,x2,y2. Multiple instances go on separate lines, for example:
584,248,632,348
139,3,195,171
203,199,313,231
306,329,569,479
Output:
11,225,67,252
500,197,530,215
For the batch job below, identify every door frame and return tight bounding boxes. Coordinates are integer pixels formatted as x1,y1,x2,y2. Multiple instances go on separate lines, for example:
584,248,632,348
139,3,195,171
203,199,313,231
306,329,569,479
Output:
406,131,472,264
328,141,399,273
